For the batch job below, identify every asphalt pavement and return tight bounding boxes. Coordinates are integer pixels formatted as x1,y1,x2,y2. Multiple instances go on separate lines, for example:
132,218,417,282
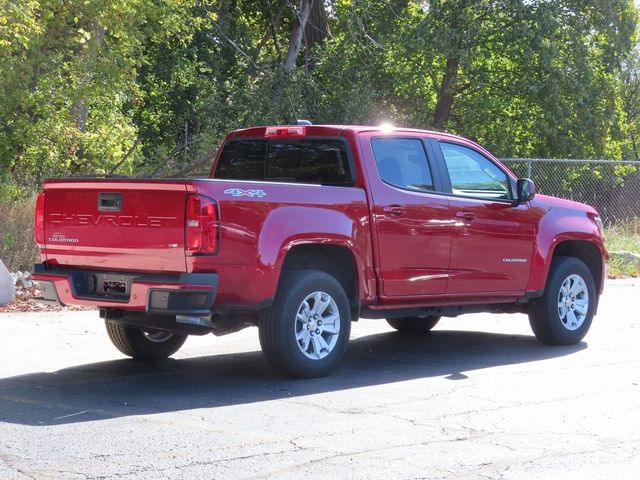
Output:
1,279,639,480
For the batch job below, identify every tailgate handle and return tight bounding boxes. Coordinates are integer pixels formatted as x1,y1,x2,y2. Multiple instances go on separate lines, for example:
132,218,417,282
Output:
98,193,123,212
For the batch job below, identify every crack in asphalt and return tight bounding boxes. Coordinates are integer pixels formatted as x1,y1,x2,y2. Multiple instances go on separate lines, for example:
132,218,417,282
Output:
0,452,39,480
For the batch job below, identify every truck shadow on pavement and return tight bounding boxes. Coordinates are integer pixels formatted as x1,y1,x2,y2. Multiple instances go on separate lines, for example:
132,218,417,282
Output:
0,329,585,426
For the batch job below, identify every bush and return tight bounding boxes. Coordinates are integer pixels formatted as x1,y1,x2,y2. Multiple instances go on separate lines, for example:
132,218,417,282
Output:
0,195,39,272
605,219,640,278
605,219,640,252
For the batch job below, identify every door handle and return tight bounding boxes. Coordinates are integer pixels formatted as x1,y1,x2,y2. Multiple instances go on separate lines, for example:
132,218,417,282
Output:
383,205,406,217
455,211,475,220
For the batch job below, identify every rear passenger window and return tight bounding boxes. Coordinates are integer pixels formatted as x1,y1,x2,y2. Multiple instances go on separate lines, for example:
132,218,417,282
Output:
371,138,434,192
215,139,352,186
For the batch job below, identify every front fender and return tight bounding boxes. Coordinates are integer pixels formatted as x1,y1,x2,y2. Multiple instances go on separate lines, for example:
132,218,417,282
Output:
527,208,606,293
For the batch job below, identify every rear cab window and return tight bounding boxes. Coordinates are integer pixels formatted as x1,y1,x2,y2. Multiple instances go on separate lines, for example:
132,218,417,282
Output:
215,139,353,186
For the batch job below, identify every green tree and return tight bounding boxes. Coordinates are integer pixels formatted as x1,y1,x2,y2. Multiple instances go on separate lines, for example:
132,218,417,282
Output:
0,0,149,185
621,44,640,160
1,0,638,191
380,0,637,158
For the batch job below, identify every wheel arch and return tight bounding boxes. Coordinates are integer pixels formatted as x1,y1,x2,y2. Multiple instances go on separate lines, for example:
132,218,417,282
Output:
550,240,605,295
278,243,360,317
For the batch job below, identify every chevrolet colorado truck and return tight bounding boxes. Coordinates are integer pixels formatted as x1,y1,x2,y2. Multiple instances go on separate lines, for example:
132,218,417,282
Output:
33,124,607,377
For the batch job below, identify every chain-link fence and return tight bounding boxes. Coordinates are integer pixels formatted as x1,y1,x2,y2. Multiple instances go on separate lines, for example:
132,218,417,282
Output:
500,159,640,225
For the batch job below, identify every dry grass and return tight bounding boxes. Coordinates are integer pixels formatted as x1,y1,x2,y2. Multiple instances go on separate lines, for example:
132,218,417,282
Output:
605,219,640,254
606,219,640,278
0,196,40,272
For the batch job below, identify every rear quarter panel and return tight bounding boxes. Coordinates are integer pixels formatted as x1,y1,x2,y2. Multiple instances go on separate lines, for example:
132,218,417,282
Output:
187,180,375,307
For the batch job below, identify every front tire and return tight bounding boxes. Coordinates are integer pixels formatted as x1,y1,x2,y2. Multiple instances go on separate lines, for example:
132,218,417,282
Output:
386,316,440,334
105,318,188,360
259,270,351,378
529,257,596,345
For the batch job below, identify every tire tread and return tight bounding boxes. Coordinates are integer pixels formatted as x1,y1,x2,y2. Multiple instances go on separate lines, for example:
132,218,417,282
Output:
259,269,351,377
529,256,596,345
386,316,440,334
105,317,187,360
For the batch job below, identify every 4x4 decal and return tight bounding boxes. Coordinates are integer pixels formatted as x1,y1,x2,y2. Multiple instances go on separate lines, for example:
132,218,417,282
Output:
223,188,267,198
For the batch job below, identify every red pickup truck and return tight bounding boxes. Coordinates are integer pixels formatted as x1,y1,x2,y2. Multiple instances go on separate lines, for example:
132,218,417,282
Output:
33,124,607,377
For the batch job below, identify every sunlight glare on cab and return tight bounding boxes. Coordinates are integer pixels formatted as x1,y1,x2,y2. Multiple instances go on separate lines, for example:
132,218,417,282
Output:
378,122,395,133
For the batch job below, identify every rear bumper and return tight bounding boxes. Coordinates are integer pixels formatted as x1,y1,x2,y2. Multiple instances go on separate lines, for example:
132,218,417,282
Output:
32,264,217,316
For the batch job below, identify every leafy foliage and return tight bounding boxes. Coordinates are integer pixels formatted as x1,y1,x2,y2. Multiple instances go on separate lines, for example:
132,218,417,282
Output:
0,0,638,191
621,44,640,160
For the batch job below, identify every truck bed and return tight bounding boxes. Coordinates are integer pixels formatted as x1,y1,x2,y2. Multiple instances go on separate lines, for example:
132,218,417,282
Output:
36,177,371,309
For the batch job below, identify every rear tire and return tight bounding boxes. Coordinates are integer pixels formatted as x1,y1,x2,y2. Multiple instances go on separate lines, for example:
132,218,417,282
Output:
259,270,351,378
105,318,188,360
529,256,596,345
386,316,440,334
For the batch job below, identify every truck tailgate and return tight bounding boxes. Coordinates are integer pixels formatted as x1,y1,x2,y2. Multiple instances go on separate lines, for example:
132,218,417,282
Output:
41,180,189,273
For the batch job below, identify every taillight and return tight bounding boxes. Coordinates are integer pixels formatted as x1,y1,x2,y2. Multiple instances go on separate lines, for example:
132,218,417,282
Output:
35,191,46,245
185,194,218,256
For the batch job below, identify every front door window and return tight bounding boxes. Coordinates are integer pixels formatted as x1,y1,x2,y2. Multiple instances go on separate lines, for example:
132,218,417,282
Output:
440,142,511,200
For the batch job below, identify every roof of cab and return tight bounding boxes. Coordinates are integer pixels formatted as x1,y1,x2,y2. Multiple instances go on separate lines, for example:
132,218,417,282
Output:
229,124,449,135
225,124,484,152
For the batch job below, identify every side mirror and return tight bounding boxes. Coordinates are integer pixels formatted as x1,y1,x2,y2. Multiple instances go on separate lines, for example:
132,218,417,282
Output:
516,178,536,204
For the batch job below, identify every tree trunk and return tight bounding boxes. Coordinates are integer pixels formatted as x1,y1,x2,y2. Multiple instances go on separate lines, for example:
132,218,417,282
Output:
72,22,106,172
282,0,314,75
75,23,106,133
303,0,331,71
433,56,459,130
304,0,331,50
273,0,314,122
431,0,470,130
